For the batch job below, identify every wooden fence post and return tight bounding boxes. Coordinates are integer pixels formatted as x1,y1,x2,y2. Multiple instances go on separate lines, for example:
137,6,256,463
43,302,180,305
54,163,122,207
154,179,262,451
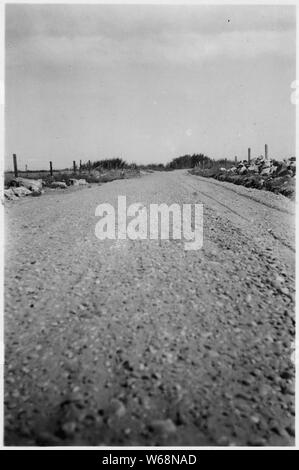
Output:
88,160,91,174
50,161,53,176
73,161,76,174
265,144,268,161
79,160,82,174
13,154,18,178
248,148,251,164
225,158,227,169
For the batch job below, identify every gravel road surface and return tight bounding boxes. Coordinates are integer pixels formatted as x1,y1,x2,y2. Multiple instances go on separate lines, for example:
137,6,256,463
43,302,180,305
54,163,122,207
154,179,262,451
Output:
4,170,295,446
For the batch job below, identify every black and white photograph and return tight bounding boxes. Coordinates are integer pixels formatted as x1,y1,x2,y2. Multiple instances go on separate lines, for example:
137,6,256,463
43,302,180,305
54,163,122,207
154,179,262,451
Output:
2,1,296,449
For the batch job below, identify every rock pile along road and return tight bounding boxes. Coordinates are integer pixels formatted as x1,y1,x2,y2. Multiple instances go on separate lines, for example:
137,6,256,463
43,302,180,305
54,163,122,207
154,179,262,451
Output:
5,170,295,446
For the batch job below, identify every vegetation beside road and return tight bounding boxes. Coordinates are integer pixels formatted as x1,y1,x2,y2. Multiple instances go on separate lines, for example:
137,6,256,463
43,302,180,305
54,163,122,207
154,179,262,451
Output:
189,156,295,199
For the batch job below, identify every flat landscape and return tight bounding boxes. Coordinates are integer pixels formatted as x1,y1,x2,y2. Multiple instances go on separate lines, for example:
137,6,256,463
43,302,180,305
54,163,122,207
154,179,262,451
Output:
5,170,295,446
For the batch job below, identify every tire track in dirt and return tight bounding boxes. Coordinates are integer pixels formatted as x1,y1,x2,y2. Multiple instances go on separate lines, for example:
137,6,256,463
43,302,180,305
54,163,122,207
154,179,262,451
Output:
187,172,295,216
183,178,295,254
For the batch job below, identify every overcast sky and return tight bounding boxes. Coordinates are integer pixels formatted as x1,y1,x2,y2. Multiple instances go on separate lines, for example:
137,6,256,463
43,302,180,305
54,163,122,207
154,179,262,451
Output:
5,4,296,170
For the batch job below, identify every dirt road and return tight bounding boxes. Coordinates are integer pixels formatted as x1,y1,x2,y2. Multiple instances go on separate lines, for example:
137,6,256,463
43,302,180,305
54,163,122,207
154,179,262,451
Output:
4,170,295,446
